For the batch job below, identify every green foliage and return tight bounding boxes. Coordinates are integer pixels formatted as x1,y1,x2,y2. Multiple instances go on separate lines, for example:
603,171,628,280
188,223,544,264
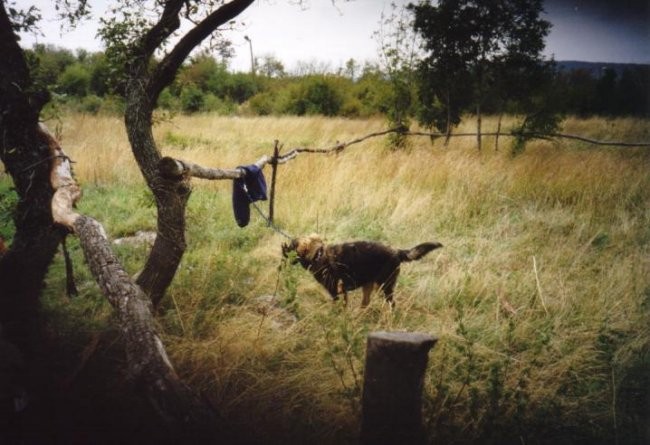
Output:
26,44,76,91
247,91,277,115
283,76,344,116
78,94,103,114
511,110,563,155
180,84,204,113
0,178,18,242
374,2,421,147
18,43,649,120
5,1,41,33
279,252,301,317
410,0,554,136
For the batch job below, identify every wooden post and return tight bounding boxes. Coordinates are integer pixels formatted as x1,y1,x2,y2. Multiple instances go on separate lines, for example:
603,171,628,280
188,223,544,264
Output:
268,139,280,225
361,331,437,445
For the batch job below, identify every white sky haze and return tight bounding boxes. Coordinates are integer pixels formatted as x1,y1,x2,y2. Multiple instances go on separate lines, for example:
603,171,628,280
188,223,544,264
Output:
17,0,650,71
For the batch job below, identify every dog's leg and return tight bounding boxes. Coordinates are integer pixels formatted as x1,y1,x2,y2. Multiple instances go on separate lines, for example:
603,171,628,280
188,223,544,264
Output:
361,283,374,307
382,270,399,308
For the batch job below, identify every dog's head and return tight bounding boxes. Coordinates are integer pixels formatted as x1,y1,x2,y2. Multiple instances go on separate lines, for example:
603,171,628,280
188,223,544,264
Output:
282,233,325,268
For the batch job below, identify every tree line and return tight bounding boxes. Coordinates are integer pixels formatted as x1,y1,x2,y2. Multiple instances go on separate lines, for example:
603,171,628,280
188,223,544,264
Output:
27,43,650,120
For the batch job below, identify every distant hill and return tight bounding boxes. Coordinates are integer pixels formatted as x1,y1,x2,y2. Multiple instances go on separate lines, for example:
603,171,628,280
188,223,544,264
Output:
556,60,650,78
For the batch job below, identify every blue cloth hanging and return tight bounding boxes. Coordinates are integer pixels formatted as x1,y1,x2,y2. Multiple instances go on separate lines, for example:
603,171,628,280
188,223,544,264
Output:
232,164,268,227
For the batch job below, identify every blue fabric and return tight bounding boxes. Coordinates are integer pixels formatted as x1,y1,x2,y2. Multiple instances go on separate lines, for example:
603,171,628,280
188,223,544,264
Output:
232,164,268,227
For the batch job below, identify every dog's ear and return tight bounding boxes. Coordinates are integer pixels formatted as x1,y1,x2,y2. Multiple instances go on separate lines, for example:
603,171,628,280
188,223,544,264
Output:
300,234,324,260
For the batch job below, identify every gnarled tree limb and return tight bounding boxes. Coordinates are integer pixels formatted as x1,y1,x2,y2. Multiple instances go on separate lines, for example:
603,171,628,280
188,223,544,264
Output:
43,124,219,438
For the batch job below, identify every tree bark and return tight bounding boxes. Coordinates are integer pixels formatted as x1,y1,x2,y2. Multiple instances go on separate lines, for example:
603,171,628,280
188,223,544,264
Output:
0,1,64,350
121,0,255,307
47,125,220,438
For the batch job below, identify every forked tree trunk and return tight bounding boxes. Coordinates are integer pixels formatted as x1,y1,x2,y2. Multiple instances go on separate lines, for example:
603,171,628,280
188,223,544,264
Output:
124,78,190,307
121,0,255,307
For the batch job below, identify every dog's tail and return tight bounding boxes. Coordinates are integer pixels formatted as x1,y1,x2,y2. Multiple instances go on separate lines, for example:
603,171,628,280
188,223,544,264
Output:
398,242,443,262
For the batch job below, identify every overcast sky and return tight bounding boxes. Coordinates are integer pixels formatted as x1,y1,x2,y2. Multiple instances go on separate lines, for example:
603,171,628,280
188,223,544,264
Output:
18,0,650,72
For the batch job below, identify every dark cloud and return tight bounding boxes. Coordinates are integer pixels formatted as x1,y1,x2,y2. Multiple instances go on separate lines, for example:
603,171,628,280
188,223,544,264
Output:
543,0,649,63
545,0,649,25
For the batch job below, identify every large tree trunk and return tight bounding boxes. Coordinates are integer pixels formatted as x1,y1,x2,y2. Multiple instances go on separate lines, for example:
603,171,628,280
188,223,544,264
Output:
0,1,64,349
124,76,191,307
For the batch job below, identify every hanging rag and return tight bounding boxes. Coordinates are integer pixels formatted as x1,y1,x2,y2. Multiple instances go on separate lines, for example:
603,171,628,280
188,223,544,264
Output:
232,164,268,227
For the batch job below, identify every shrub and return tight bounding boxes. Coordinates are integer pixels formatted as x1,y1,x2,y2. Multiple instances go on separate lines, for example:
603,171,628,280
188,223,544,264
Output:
180,84,204,113
99,95,125,115
157,88,179,111
247,91,277,115
201,93,236,115
283,76,343,116
78,94,103,114
57,62,91,97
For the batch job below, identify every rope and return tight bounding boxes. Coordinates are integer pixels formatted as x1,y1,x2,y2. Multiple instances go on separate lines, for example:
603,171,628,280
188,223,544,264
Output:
249,199,293,240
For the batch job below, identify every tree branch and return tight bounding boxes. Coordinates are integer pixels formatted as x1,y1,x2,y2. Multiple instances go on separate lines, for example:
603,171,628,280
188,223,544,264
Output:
44,123,219,436
147,0,255,102
140,0,185,59
158,125,650,184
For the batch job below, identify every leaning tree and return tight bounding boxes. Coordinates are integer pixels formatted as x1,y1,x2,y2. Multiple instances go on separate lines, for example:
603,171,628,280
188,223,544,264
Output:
0,0,259,438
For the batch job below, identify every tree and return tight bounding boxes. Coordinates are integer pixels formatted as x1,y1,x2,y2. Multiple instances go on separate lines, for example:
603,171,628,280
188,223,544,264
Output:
98,0,255,306
258,54,286,78
410,0,552,150
0,1,64,353
1,0,256,439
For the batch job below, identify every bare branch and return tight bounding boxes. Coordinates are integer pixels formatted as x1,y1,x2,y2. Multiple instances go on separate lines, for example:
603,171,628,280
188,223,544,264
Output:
160,126,650,183
158,155,270,180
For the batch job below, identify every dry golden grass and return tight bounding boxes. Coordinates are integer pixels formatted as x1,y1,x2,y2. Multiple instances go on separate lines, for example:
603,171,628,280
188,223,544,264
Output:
41,113,650,443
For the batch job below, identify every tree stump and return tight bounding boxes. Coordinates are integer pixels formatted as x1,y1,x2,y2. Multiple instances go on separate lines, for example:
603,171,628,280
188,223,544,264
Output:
361,331,437,445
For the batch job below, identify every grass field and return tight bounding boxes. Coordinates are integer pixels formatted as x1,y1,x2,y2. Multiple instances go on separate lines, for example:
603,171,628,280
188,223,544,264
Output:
2,114,649,444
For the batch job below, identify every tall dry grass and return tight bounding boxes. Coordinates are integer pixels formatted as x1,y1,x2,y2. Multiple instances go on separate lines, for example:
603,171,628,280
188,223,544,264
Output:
38,113,650,443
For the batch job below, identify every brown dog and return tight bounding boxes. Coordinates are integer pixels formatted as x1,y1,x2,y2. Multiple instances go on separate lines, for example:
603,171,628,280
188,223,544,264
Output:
282,234,442,307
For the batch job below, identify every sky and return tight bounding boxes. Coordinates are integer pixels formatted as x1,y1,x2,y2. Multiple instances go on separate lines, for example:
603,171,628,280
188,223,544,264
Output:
17,0,650,72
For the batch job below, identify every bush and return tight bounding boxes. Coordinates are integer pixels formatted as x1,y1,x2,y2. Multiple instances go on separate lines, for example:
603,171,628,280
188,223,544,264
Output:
201,93,236,114
282,76,343,116
180,84,205,113
78,94,103,114
99,95,125,115
57,62,91,97
247,91,278,115
224,72,259,103
158,88,180,111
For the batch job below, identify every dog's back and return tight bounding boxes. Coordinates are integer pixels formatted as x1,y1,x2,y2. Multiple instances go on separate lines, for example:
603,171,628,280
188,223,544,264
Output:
327,241,442,293
327,241,401,291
